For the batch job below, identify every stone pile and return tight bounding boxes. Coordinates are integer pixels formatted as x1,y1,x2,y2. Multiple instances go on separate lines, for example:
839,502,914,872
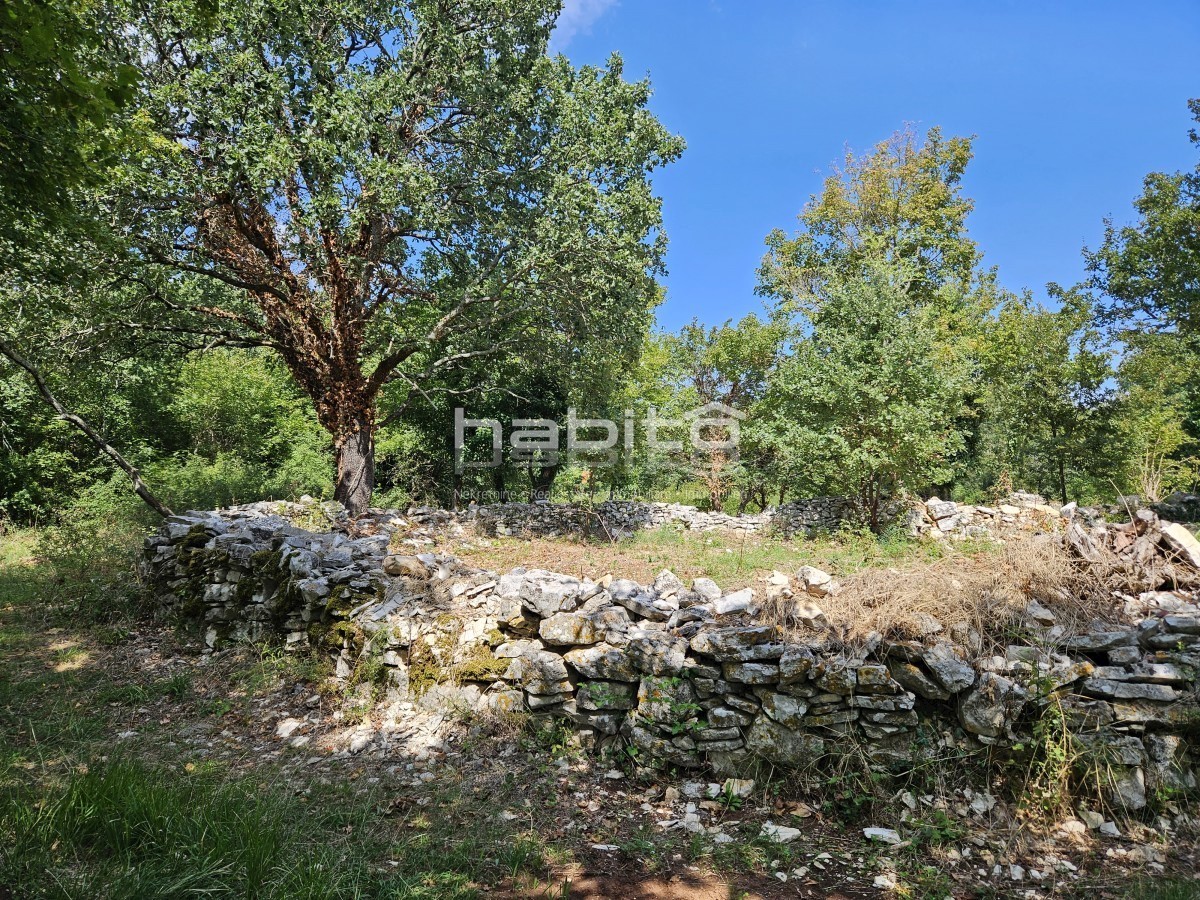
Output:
907,491,1102,541
141,499,1200,812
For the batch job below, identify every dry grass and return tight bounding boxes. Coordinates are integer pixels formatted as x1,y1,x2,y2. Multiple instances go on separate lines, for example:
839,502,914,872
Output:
797,533,1118,648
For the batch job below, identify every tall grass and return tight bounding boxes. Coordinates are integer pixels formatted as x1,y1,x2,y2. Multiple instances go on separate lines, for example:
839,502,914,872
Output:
1,760,392,899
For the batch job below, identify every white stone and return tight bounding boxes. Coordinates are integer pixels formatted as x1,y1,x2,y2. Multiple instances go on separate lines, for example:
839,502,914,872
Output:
761,822,803,843
796,565,834,597
1161,523,1200,569
713,588,753,616
722,778,755,799
863,827,902,845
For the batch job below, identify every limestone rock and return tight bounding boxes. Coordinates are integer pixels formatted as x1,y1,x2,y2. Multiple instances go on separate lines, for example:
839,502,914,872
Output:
760,822,802,843
760,692,808,727
1164,615,1200,635
611,589,670,622
796,565,834,598
689,625,782,661
626,630,689,676
504,650,571,695
609,578,641,600
959,672,1025,738
1081,678,1179,702
538,612,599,646
1145,733,1198,793
1076,731,1146,766
1024,599,1057,626
1065,631,1137,652
708,705,754,728
576,680,638,711
922,642,976,693
926,500,958,521
637,676,699,725
856,664,900,694
722,661,779,684
712,588,753,616
790,598,828,629
815,664,856,695
863,827,902,845
1111,767,1147,811
653,569,685,597
745,717,825,764
557,701,623,735
778,645,816,684
564,643,640,681
519,570,584,617
888,660,950,701
1161,522,1200,569
1059,696,1115,729
382,554,429,578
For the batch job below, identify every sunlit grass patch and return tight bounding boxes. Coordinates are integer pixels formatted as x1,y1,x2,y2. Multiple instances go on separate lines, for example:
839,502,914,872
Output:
451,522,982,591
0,759,389,898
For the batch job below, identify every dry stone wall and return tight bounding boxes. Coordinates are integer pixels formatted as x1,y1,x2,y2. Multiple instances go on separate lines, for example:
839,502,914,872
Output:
141,500,1200,812
451,492,1106,542
467,497,855,538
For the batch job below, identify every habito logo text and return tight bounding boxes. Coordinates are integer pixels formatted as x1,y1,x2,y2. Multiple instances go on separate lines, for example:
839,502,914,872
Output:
453,402,745,472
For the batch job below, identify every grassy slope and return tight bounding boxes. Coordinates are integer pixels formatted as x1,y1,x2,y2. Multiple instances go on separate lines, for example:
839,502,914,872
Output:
0,529,558,899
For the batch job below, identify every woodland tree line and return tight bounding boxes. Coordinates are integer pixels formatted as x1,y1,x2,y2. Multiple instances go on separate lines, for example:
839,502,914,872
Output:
2,1,1199,531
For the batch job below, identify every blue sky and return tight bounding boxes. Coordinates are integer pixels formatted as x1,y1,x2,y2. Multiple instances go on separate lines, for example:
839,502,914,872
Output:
551,1,1200,331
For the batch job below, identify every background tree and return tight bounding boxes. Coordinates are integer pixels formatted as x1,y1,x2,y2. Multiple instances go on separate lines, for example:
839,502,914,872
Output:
115,0,682,514
755,125,987,520
759,261,970,530
1088,99,1200,340
758,125,981,310
0,0,175,518
973,289,1119,503
1087,98,1200,479
1112,335,1200,501
661,315,785,510
0,0,136,240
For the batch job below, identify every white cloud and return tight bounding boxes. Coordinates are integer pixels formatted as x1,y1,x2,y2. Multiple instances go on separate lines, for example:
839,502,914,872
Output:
549,0,618,52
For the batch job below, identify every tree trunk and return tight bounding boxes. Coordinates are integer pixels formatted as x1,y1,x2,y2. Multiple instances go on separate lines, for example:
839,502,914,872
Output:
529,462,558,502
333,412,375,517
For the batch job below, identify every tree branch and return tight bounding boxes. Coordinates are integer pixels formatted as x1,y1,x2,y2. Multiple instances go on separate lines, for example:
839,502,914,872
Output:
0,334,174,518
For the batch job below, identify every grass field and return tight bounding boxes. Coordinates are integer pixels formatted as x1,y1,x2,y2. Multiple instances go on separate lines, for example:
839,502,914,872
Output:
449,522,978,589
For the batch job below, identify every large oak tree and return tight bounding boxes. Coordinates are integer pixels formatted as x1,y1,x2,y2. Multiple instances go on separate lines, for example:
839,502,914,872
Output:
117,0,681,514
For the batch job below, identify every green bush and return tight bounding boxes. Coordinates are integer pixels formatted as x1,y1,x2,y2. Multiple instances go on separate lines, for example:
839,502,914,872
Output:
34,477,152,621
